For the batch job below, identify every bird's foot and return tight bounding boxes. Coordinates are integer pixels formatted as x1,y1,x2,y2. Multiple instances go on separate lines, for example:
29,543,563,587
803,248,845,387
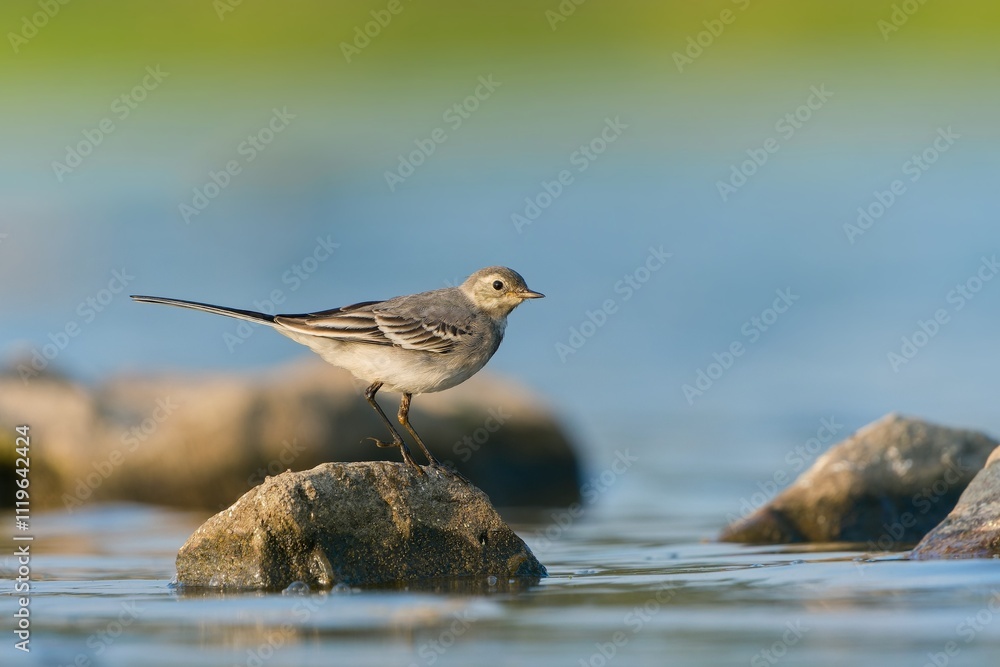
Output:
429,461,470,484
365,437,424,473
366,436,400,449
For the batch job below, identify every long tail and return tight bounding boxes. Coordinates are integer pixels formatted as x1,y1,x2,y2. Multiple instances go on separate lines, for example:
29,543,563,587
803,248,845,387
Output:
130,295,276,326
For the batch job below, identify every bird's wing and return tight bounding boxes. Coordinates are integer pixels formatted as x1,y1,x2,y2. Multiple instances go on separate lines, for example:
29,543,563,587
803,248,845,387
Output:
274,301,471,353
373,311,472,353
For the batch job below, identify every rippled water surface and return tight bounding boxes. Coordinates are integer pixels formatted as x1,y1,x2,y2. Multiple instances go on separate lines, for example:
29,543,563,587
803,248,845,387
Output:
5,490,1000,667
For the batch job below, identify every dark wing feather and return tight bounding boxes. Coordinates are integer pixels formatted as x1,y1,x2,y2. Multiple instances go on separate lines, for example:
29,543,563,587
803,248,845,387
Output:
274,300,472,353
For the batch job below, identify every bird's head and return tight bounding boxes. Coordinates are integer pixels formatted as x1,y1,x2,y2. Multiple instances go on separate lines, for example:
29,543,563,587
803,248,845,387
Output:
460,266,544,319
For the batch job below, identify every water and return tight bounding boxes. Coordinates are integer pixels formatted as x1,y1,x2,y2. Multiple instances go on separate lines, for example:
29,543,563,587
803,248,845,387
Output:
4,3,1000,664
6,462,1000,667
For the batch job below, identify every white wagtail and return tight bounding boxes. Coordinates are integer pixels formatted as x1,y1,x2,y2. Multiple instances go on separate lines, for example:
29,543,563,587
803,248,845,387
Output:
131,266,543,472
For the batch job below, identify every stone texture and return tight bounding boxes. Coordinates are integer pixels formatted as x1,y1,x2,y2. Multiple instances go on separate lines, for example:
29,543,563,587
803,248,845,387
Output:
719,414,998,548
175,461,546,589
0,359,580,510
911,446,1000,559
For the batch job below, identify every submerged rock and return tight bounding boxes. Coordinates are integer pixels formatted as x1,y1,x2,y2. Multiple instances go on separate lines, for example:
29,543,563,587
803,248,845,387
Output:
911,446,1000,559
719,414,997,548
175,461,547,590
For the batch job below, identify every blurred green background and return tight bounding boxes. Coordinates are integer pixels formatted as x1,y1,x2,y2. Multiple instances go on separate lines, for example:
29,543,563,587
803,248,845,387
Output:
2,0,999,454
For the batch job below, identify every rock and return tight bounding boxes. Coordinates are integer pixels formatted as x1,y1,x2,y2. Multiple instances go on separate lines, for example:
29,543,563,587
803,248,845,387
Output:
0,373,98,509
911,446,1000,559
0,359,581,511
719,414,998,548
175,461,546,589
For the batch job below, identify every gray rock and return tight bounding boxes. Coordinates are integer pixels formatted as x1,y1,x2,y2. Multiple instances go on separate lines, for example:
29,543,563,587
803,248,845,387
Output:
175,461,547,590
911,446,1000,559
0,360,581,510
719,414,998,548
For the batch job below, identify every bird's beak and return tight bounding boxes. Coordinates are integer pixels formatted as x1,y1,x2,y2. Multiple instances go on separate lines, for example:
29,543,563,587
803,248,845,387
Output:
518,289,545,299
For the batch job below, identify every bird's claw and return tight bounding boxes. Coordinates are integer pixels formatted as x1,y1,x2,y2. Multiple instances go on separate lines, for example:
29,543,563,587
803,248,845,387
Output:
365,436,423,471
366,436,399,449
429,461,470,483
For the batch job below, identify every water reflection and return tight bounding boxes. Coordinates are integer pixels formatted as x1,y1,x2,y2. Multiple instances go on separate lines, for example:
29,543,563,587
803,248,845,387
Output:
172,574,544,598
7,505,1000,667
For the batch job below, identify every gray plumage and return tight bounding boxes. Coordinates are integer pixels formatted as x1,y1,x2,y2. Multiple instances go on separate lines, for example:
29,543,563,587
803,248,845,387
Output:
131,266,543,471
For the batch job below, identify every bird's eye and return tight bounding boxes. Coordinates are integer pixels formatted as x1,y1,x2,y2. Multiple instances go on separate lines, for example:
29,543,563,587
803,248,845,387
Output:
492,280,504,291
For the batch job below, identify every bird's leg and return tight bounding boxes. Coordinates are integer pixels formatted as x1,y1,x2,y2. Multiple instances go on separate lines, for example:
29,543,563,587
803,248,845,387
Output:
363,381,420,470
397,393,442,467
399,393,468,481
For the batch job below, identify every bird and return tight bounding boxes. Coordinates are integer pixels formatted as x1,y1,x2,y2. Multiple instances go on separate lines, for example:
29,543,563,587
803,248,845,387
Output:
131,266,543,473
